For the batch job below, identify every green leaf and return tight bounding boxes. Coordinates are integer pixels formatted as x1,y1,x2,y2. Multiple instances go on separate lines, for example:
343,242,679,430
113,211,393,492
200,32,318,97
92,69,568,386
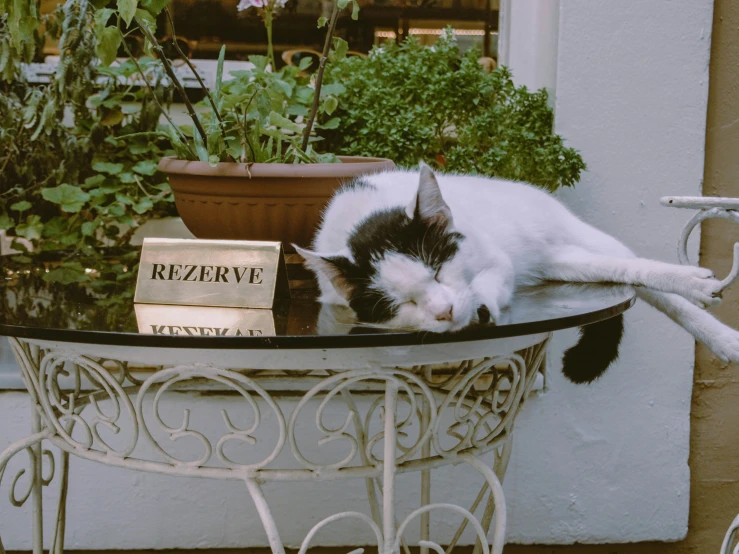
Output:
60,232,80,246
10,200,32,212
41,184,91,213
317,16,327,28
16,215,43,241
42,217,67,238
11,255,32,264
115,192,135,205
94,8,115,33
287,104,309,117
193,128,209,162
268,111,302,134
215,44,226,101
100,106,124,126
43,263,90,285
249,56,269,71
135,8,156,33
320,117,340,129
0,213,12,230
84,174,107,188
295,87,313,104
298,56,313,71
129,143,153,155
319,83,345,97
92,161,124,174
133,160,159,175
98,182,125,193
208,154,220,167
117,214,137,227
322,95,338,115
141,0,170,15
337,0,349,9
273,79,293,98
81,220,100,237
351,0,359,20
90,0,111,8
165,125,193,160
117,0,138,26
95,27,122,67
331,37,348,61
133,197,154,214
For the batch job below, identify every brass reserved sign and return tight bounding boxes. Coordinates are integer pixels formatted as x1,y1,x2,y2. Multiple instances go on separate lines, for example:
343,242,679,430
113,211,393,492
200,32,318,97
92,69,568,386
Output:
134,304,278,337
134,238,290,308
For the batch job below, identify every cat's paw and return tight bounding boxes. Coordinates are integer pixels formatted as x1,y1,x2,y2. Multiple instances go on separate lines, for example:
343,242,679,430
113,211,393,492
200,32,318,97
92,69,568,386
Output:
475,302,503,325
669,266,722,308
705,326,739,365
474,302,512,326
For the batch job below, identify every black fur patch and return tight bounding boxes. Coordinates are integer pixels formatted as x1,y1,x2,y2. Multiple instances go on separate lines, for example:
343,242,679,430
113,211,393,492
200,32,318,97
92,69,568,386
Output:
327,207,464,323
561,314,624,384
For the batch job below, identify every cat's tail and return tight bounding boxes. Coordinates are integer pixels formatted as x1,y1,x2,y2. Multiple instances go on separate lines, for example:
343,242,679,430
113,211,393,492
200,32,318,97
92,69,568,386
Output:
561,314,624,384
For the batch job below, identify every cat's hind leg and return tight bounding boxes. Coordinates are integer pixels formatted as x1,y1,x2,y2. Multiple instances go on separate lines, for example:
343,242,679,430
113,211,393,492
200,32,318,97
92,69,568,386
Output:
637,289,739,364
540,246,722,308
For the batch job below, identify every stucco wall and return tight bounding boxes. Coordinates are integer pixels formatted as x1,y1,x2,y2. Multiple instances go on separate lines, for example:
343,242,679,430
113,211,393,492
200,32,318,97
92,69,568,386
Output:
509,0,739,552
506,0,713,544
0,0,718,549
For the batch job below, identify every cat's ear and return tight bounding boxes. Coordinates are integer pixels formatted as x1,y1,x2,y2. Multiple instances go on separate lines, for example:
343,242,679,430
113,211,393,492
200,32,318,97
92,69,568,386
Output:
407,162,454,230
294,245,354,300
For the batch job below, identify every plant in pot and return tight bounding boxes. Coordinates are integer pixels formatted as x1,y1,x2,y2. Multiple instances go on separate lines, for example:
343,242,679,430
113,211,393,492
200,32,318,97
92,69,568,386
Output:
0,1,177,299
89,0,393,246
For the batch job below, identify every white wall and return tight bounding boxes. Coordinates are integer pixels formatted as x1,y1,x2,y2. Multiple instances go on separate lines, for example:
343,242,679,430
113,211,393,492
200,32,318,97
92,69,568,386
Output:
500,0,560,94
505,0,713,544
0,0,715,547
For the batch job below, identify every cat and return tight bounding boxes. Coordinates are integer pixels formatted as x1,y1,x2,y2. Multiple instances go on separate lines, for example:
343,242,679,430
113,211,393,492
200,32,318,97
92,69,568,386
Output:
296,163,739,383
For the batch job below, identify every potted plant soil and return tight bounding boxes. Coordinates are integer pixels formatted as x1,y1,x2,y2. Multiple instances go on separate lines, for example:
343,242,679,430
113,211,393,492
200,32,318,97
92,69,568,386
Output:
94,0,393,246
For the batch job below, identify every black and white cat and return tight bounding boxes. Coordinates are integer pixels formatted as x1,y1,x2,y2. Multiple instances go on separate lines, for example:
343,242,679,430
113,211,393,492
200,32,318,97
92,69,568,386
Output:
296,164,739,383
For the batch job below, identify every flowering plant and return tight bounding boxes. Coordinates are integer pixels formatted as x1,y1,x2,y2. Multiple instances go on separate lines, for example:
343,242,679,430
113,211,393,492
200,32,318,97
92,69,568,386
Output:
237,0,290,70
76,0,358,166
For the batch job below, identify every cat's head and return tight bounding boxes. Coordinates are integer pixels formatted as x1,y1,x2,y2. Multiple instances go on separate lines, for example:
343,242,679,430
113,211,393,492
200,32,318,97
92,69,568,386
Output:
297,164,480,332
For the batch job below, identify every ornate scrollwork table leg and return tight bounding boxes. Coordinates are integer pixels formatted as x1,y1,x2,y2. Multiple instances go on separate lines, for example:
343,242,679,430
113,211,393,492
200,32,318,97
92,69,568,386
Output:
1,339,72,554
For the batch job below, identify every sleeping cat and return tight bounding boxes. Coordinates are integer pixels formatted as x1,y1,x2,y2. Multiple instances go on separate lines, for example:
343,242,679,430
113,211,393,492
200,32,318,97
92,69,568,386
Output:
296,164,739,383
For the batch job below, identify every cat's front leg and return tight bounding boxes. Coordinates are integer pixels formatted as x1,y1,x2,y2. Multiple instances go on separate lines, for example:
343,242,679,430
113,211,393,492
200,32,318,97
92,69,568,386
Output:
469,266,515,325
542,247,723,308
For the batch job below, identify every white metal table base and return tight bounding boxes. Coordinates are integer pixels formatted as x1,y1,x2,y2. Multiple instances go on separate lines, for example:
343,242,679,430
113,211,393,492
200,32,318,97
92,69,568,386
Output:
0,335,549,554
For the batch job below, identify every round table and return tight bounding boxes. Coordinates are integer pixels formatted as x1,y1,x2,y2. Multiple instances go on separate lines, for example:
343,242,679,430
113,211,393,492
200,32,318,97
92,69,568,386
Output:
0,260,634,554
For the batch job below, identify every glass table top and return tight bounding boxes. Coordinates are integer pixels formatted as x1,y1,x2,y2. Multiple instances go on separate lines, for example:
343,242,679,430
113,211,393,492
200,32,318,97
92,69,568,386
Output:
0,250,635,349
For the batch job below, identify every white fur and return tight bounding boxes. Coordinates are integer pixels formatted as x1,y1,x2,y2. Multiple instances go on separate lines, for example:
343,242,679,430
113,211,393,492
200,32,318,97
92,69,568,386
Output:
305,168,739,363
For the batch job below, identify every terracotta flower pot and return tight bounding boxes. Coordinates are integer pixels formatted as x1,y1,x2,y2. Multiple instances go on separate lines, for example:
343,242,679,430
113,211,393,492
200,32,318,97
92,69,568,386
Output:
159,156,395,246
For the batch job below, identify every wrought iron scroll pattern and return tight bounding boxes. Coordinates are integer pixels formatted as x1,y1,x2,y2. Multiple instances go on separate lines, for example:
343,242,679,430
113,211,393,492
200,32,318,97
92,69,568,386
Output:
661,197,739,292
135,365,286,470
3,340,547,476
2,336,549,554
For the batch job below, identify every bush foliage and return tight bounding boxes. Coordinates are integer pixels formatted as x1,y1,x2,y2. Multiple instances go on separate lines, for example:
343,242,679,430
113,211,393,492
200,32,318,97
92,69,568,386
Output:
325,32,585,191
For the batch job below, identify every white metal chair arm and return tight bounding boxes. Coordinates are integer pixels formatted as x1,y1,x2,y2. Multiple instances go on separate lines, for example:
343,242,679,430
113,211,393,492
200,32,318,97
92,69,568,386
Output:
661,196,739,293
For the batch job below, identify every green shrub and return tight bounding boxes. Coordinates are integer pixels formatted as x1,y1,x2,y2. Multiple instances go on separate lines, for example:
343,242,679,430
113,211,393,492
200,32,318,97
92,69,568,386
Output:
325,31,586,191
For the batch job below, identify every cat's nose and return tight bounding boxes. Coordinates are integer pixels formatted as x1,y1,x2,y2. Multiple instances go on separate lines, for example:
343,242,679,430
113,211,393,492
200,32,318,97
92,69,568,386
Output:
435,305,453,322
